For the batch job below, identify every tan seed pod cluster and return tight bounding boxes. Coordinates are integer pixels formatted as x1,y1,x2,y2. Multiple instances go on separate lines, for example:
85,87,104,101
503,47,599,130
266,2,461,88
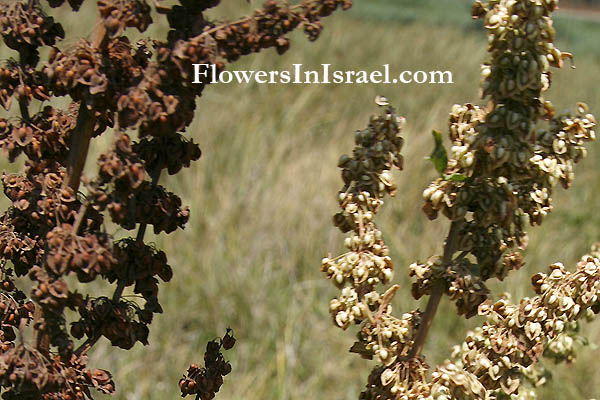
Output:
416,0,596,317
322,101,405,327
323,102,433,398
360,358,430,400
439,249,600,399
323,1,598,399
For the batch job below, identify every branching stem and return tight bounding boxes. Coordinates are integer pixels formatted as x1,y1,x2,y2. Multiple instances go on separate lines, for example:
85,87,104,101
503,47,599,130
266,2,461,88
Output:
409,219,464,358
76,167,163,355
177,2,316,42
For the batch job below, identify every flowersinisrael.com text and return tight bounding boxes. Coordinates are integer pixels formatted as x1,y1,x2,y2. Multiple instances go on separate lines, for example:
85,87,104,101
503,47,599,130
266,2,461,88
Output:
192,64,453,84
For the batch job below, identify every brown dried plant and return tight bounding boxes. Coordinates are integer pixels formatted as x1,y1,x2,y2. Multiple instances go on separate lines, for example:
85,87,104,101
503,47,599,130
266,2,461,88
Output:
322,1,599,399
0,0,351,399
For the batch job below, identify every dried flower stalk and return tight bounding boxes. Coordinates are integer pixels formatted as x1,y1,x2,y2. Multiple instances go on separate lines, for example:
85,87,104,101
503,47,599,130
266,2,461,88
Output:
322,1,598,399
0,0,351,398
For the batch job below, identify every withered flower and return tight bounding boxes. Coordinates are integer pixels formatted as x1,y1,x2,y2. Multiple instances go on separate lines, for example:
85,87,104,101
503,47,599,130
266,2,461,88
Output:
0,0,352,398
322,1,597,399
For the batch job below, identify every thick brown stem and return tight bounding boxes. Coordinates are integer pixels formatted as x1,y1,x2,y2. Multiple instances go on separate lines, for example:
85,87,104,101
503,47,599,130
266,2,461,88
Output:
35,103,94,353
33,307,49,354
18,50,30,121
36,9,107,357
409,219,464,358
63,16,107,191
64,104,94,191
409,281,444,358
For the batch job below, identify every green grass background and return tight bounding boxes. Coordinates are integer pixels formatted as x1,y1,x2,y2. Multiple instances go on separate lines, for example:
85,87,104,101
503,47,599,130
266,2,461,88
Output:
3,0,600,399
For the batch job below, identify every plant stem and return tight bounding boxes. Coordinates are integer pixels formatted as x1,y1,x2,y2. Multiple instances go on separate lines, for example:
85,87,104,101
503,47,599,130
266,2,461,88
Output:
35,102,94,354
72,202,88,234
113,167,161,301
64,103,94,191
18,100,29,121
63,17,107,191
409,219,463,358
76,167,163,355
18,49,30,121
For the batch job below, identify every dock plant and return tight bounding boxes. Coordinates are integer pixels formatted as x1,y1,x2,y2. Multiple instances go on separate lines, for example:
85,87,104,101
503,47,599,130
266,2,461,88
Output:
322,1,598,398
0,0,351,398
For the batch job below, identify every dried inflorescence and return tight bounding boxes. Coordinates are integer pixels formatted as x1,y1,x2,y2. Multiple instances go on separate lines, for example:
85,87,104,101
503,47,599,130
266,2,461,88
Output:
71,296,150,350
418,0,596,316
323,1,598,399
321,100,405,325
0,2,64,65
361,358,430,400
439,251,600,399
179,329,236,400
0,106,75,163
133,134,202,175
0,268,33,345
322,99,429,392
0,61,50,109
0,0,351,398
0,345,115,400
98,0,152,37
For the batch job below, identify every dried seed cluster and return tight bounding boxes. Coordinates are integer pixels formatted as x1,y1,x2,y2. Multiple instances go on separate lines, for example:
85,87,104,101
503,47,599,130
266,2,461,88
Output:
0,61,49,109
323,1,598,400
0,166,99,277
71,296,150,350
417,0,596,317
133,134,202,176
46,224,115,282
98,0,152,37
179,329,236,400
0,0,351,398
0,2,64,64
107,238,172,314
439,251,600,399
361,358,430,400
0,345,114,400
0,106,74,163
170,0,353,77
0,269,33,345
46,40,111,104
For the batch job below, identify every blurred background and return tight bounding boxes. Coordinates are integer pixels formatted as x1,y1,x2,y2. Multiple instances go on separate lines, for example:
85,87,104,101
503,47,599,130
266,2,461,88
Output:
3,0,600,399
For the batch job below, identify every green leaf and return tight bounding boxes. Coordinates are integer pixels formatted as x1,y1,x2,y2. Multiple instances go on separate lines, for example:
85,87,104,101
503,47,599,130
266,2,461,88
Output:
427,130,448,176
444,173,467,182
